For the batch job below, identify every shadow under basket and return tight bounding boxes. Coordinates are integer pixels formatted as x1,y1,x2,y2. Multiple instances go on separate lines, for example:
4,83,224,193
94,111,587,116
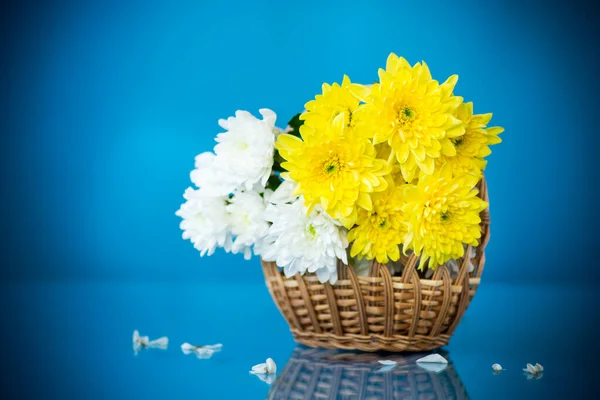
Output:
261,178,490,352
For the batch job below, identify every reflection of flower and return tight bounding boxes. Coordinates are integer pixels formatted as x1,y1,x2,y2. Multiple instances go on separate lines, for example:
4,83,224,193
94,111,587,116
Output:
191,109,277,195
259,182,348,284
276,118,390,228
402,166,487,269
175,188,232,257
354,53,464,182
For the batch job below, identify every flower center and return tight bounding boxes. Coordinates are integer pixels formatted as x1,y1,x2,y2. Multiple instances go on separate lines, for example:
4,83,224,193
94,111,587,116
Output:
306,224,317,238
194,213,206,224
235,138,249,150
334,107,353,127
378,217,388,229
398,105,416,126
440,212,450,222
323,156,341,175
370,212,389,229
452,137,464,147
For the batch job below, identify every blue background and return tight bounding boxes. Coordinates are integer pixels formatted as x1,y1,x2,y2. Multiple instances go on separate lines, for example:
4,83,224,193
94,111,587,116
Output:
2,0,599,398
3,0,599,285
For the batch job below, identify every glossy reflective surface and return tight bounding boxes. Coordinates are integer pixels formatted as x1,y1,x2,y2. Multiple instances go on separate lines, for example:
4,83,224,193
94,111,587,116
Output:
3,282,597,399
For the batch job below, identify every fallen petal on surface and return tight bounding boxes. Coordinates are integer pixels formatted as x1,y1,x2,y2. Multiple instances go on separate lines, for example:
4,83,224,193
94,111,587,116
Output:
181,343,195,353
535,363,544,372
194,349,216,359
250,363,267,374
523,363,537,374
203,343,223,351
378,360,398,366
181,343,222,358
147,337,168,348
417,361,448,373
266,358,277,374
416,354,448,364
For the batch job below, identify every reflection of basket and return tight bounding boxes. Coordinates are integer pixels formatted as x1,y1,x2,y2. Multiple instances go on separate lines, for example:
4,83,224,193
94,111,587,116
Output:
262,179,490,352
268,347,469,399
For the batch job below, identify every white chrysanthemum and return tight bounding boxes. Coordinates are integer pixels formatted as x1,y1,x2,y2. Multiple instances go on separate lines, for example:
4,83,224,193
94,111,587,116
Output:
227,190,269,260
189,152,231,193
191,109,277,195
175,187,232,256
259,181,349,284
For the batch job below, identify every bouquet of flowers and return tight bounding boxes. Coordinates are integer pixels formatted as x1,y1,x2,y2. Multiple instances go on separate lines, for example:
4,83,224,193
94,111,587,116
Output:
177,53,502,285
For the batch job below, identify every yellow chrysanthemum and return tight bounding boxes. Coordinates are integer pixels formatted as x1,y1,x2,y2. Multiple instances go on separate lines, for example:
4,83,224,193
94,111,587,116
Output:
348,180,407,263
375,143,415,187
301,75,367,131
402,165,488,269
353,53,465,182
276,118,391,228
434,102,504,177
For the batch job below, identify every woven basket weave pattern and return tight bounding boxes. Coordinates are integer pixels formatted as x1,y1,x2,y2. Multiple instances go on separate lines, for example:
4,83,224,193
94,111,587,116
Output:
262,179,490,352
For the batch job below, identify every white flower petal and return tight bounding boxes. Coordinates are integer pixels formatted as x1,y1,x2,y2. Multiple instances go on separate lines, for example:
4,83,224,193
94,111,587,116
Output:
147,337,168,348
227,190,269,259
194,349,216,359
378,360,398,366
181,343,222,359
266,358,276,374
181,343,195,353
191,109,276,195
260,182,348,284
416,354,448,364
259,108,277,126
203,343,223,351
250,363,267,374
535,363,544,372
176,188,233,258
417,362,448,373
492,363,503,372
525,363,537,374
132,331,166,352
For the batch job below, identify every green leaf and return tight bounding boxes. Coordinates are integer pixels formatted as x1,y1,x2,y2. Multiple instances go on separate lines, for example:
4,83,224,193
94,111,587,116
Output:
286,113,304,138
265,174,282,192
287,113,304,130
271,148,286,173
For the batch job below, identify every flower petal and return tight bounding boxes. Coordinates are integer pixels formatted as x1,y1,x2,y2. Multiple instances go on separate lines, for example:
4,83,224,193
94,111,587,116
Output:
416,354,448,364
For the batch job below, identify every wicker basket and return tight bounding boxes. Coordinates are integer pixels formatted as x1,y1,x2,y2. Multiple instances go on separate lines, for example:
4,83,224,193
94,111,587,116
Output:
268,346,469,399
262,178,490,352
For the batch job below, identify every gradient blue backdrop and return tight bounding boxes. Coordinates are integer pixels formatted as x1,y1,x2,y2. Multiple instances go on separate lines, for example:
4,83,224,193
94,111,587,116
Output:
2,1,600,398
2,0,598,284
